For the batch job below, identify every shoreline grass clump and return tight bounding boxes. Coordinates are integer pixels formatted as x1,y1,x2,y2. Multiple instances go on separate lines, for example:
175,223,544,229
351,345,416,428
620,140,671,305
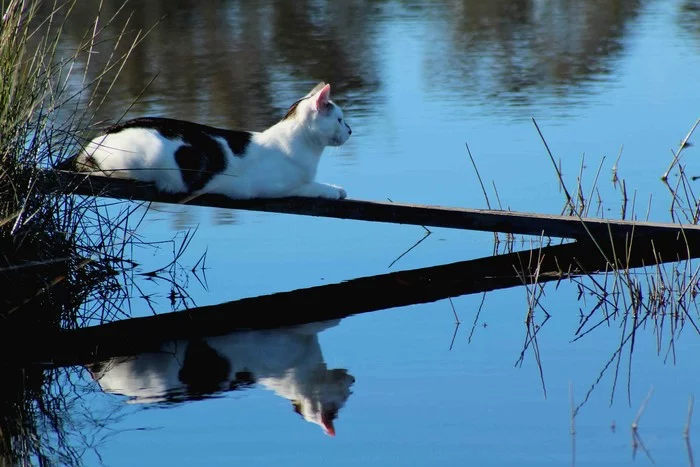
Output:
3,0,99,324
0,1,154,464
0,0,156,322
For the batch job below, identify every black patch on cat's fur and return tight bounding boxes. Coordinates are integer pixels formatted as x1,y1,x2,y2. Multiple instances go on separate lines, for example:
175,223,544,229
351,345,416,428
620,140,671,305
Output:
283,99,304,121
178,340,231,397
173,145,224,192
282,98,337,121
282,82,328,121
105,117,252,191
88,361,104,376
230,370,256,391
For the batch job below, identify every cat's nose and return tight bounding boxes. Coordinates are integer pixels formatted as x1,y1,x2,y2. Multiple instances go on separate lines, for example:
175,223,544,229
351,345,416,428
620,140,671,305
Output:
346,124,352,135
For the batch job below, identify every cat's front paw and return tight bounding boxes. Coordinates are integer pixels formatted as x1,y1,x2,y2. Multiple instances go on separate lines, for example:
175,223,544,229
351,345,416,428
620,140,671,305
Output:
325,184,346,199
296,182,347,199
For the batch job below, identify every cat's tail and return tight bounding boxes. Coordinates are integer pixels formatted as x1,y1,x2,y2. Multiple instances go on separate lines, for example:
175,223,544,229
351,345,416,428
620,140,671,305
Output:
54,153,79,171
54,152,97,172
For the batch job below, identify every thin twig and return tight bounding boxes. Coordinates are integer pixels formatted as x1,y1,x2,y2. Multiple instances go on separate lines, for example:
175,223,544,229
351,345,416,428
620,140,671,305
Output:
662,118,700,180
465,142,492,209
532,118,575,214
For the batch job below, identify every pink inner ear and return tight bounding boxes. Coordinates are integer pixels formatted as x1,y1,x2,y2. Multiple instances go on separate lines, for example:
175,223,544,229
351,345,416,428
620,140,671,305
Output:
315,84,331,111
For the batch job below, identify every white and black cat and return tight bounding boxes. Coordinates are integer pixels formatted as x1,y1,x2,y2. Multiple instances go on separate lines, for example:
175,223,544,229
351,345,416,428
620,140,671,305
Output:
88,320,355,437
60,82,351,199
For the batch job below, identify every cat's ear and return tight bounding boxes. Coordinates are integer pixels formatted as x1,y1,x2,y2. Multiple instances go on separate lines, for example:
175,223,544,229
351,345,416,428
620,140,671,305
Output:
314,84,331,112
306,81,327,97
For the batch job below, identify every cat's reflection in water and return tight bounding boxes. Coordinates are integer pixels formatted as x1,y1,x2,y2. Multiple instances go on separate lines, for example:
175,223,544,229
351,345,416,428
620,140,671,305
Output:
88,320,354,436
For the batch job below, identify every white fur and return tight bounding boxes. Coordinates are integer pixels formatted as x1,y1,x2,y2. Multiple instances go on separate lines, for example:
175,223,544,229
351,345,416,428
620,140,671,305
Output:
88,320,354,436
78,83,351,199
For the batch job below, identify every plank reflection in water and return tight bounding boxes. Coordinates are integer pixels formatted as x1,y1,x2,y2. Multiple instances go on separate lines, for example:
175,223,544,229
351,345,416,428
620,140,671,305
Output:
88,320,352,436
14,231,700,367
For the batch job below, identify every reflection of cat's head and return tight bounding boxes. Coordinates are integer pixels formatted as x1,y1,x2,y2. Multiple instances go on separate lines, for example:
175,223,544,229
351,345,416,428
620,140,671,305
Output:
289,368,355,437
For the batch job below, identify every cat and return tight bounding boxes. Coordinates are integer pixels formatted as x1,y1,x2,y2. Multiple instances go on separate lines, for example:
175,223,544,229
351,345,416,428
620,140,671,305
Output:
87,320,355,437
59,82,351,199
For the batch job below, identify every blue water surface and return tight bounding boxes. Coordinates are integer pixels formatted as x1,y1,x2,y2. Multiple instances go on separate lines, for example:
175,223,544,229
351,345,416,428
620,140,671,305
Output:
48,1,700,465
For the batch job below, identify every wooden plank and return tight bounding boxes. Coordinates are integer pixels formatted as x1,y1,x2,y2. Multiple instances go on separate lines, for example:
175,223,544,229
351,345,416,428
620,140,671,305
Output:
48,170,700,242
11,233,698,368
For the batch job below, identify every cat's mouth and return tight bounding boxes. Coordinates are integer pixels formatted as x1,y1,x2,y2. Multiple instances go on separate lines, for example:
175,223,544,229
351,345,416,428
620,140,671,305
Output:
329,135,348,146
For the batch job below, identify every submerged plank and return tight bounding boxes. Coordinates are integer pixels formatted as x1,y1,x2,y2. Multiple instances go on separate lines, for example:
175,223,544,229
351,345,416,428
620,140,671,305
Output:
50,170,700,242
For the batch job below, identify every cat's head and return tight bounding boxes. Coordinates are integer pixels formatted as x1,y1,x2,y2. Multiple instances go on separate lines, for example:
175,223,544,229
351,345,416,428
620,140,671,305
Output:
284,82,352,147
290,368,355,437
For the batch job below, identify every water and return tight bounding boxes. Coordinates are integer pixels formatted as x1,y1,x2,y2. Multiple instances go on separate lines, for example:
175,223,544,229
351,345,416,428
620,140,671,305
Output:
24,0,700,465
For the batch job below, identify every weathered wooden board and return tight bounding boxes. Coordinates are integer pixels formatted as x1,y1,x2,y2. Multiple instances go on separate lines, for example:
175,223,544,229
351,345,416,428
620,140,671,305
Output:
49,170,700,243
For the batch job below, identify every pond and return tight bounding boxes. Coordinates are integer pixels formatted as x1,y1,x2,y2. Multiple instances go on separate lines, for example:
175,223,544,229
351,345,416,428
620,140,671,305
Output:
10,0,700,465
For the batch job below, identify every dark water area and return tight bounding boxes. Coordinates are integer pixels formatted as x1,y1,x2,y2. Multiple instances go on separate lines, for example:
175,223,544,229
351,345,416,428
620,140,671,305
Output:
5,0,700,465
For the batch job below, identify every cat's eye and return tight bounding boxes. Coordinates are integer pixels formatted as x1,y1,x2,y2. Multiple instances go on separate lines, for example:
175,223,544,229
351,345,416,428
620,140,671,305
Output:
291,400,302,415
337,118,342,123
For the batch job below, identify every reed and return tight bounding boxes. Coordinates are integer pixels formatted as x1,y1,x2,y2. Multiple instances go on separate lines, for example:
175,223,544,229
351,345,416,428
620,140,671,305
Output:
0,1,154,463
